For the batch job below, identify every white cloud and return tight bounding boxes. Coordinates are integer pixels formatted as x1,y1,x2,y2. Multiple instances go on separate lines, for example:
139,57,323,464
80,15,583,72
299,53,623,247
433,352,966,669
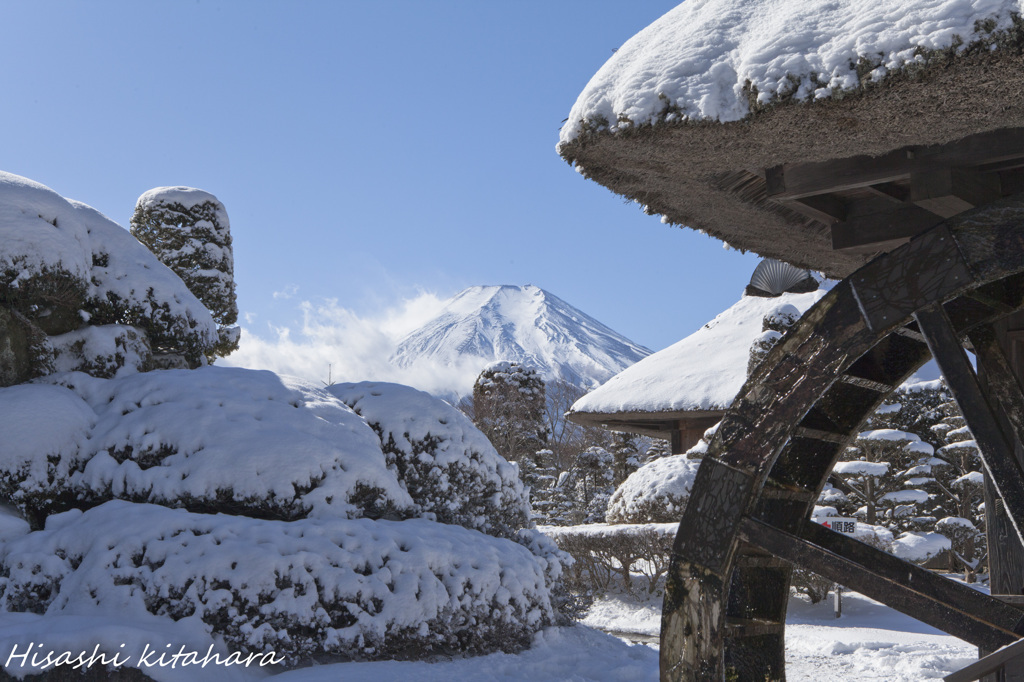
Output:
222,292,487,399
272,284,300,300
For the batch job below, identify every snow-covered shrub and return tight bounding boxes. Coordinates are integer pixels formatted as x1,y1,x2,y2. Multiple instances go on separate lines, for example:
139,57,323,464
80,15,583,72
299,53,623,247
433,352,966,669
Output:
0,172,218,382
891,531,951,564
543,522,675,596
762,302,801,333
0,367,413,527
605,455,701,524
935,515,982,582
328,381,531,539
0,501,560,663
0,306,52,385
49,324,151,378
747,329,782,375
131,187,239,359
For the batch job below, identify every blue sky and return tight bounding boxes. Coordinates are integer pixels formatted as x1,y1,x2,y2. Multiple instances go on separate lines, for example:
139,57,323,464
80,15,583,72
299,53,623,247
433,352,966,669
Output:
0,1,765,381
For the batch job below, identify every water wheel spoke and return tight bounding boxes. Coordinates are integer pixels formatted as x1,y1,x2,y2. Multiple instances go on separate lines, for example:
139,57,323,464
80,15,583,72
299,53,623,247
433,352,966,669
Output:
969,324,1024,460
738,516,1024,650
914,304,1024,546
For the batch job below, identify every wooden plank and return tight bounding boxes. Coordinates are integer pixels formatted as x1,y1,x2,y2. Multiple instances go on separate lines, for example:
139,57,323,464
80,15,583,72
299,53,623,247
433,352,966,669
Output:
910,168,1001,219
864,182,909,203
770,129,1024,200
793,426,849,443
851,226,973,332
785,193,846,224
944,637,1024,682
738,516,1024,650
970,325,1024,462
830,205,942,252
838,374,893,392
973,318,1024,608
914,305,1024,547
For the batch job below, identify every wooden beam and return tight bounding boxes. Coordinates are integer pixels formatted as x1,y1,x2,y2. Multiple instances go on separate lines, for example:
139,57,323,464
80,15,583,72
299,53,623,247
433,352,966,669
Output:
944,637,1024,682
914,305,1024,547
764,128,1024,201
783,193,847,224
911,168,1002,219
737,516,1024,650
864,182,909,203
830,204,942,252
970,324,1024,462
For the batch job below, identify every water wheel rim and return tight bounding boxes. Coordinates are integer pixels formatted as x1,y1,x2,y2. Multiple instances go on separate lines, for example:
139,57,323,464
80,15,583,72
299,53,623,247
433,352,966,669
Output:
661,194,1024,681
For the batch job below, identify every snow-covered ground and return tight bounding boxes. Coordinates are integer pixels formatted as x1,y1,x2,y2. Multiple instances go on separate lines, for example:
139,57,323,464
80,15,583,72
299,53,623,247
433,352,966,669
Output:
273,588,978,681
581,588,977,681
0,586,978,680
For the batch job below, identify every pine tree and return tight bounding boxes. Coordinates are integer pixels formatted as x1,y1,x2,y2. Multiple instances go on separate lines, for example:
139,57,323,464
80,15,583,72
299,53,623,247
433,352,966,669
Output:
130,187,239,359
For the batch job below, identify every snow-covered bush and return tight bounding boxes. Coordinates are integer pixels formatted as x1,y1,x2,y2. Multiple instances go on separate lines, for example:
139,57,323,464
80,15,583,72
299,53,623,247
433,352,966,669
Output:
543,522,675,596
605,455,701,524
49,324,151,378
0,172,218,383
131,187,239,359
0,501,560,663
0,367,413,528
329,381,531,539
891,531,951,564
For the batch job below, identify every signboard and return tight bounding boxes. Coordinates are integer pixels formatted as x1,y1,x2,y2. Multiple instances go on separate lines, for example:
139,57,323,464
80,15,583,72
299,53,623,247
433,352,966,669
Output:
821,517,857,534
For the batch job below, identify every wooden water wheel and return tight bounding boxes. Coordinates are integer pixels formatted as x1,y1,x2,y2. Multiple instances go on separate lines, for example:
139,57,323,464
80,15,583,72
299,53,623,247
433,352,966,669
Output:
555,3,1024,676
660,195,1024,680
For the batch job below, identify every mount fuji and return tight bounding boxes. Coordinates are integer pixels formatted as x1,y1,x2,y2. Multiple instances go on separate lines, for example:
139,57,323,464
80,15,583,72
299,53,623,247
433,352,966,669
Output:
390,285,651,396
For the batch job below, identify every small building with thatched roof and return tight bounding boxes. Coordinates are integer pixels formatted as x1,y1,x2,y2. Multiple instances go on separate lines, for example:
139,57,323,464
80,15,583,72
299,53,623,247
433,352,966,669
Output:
568,261,825,452
557,1,1024,279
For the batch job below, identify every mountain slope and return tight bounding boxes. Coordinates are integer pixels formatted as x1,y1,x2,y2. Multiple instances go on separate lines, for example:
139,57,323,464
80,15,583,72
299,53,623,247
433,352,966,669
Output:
390,285,650,393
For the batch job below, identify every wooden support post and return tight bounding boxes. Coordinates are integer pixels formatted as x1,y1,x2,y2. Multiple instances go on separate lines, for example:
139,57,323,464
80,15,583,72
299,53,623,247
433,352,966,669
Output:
914,305,1024,547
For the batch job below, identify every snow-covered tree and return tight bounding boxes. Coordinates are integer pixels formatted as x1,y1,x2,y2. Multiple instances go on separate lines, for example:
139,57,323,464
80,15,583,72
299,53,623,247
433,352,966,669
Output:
831,429,935,528
130,187,239,359
471,362,549,465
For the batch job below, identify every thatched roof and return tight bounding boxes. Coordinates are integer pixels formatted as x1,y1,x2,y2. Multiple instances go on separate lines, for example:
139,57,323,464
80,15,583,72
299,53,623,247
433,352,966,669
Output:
558,1,1024,278
567,288,827,436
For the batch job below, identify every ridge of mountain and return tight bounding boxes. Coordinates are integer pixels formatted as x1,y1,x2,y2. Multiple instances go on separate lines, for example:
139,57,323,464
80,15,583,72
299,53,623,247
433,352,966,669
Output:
390,285,651,394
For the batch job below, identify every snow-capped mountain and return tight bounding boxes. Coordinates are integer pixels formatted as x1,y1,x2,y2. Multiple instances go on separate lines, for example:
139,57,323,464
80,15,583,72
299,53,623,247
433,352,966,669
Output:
390,285,651,394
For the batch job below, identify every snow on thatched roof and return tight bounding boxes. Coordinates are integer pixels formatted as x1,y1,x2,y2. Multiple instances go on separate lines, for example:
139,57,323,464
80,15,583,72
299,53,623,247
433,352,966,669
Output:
559,0,1021,143
558,1,1024,278
569,288,827,418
